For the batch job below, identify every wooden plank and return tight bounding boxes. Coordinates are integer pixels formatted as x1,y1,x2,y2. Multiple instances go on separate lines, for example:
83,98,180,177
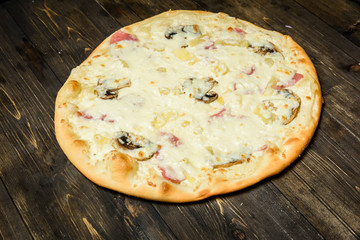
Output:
0,3,146,239
295,0,360,46
272,167,359,240
0,177,32,240
153,182,323,239
272,130,360,239
4,0,106,81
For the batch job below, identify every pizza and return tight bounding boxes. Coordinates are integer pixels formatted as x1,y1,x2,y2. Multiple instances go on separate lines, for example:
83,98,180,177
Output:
55,10,322,202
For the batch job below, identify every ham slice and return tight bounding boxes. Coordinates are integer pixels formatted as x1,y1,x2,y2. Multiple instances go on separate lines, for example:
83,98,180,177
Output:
273,73,303,90
110,30,138,44
159,166,183,184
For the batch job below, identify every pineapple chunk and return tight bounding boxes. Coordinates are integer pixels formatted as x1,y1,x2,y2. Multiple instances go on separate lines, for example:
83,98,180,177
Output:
182,120,190,127
151,115,166,128
161,111,178,121
119,59,129,68
94,134,111,145
254,104,277,124
213,62,229,77
215,39,249,47
159,87,170,95
173,48,198,61
151,111,178,128
156,67,167,72
217,96,224,105
264,58,274,67
189,37,205,47
193,127,203,135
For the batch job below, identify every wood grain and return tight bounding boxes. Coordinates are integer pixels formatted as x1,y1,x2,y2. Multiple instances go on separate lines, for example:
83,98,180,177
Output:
0,177,32,240
0,0,359,239
295,0,360,46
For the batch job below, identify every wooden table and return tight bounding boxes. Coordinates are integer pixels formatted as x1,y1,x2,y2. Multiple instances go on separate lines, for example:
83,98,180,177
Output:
0,0,359,239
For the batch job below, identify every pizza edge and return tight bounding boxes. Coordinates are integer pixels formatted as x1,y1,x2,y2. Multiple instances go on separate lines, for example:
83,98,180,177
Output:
54,10,322,202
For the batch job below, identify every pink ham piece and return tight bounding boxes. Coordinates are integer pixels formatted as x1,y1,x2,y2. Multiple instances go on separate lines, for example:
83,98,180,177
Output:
77,111,115,123
234,28,246,36
110,30,138,44
160,132,182,147
205,42,217,50
256,145,268,151
245,65,256,75
159,166,183,184
210,108,226,118
101,114,115,123
76,111,93,119
273,73,303,90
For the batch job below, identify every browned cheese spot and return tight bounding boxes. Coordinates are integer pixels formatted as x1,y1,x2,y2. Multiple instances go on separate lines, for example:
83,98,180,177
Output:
160,182,171,194
66,80,81,97
284,137,300,146
147,179,156,187
266,146,280,155
110,151,137,180
198,189,210,197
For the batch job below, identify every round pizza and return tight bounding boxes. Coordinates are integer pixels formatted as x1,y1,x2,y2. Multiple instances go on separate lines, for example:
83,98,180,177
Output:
55,10,322,202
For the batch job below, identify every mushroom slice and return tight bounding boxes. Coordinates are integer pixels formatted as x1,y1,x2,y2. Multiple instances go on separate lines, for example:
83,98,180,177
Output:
250,42,279,56
113,131,158,161
182,77,218,103
279,89,301,125
213,152,251,169
165,25,201,39
213,159,246,169
255,89,301,125
95,78,131,99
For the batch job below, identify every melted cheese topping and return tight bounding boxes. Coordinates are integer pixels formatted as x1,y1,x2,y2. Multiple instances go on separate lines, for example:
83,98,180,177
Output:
66,12,317,188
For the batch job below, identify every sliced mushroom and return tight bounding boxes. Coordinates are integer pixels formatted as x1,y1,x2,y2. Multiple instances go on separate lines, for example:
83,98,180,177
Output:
113,131,158,160
213,152,251,169
250,42,279,56
165,25,201,39
256,89,301,125
279,89,301,125
213,159,246,169
202,91,218,103
182,77,218,103
95,78,131,99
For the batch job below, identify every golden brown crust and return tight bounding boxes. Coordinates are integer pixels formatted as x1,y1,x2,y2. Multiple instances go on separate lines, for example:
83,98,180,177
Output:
55,10,322,202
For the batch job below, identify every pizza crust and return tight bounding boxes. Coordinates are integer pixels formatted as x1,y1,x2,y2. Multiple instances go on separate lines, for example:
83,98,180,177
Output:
55,10,322,202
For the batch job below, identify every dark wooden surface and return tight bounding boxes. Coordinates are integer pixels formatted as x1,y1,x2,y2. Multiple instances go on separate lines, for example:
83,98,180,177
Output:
0,0,359,239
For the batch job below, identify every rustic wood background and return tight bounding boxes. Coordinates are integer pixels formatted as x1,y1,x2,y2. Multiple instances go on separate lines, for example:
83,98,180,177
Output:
0,0,359,239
